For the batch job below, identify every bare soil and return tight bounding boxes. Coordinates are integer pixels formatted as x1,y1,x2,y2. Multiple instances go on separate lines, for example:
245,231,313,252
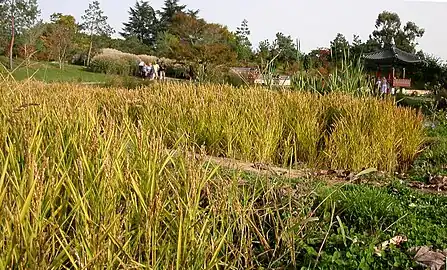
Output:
192,153,447,195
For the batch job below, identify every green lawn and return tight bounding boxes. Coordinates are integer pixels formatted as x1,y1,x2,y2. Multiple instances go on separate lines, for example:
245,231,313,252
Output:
1,61,114,83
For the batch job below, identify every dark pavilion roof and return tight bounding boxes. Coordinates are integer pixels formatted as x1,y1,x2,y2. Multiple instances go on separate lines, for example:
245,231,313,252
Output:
362,46,422,65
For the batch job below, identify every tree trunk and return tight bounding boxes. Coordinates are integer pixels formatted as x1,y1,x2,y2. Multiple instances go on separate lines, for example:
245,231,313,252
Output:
24,44,29,66
59,45,67,69
86,38,93,67
9,6,15,70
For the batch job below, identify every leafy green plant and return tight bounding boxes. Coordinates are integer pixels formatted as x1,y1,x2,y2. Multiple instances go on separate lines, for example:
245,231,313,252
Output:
291,57,372,96
311,182,447,269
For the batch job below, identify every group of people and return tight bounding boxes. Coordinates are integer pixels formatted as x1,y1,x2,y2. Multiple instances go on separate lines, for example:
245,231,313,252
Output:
376,76,395,95
138,60,166,80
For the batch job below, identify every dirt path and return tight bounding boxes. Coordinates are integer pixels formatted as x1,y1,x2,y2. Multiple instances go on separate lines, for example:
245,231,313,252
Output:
195,154,310,179
191,153,447,194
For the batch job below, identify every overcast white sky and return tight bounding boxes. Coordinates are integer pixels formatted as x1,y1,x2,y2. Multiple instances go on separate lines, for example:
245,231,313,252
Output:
37,0,447,60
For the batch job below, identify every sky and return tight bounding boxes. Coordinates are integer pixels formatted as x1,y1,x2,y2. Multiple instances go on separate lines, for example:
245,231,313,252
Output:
37,0,447,60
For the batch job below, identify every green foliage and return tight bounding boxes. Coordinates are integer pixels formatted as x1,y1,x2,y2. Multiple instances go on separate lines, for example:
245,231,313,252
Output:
157,0,187,32
292,58,372,96
272,32,299,67
42,13,78,68
313,182,447,269
234,19,253,63
0,0,40,34
255,33,300,72
0,0,40,68
81,1,114,37
109,36,153,55
330,33,350,63
411,111,447,180
159,12,237,66
120,0,158,46
371,10,424,53
411,54,447,93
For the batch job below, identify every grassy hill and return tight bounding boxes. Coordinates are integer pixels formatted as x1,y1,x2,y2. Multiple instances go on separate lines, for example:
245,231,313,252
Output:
0,59,113,83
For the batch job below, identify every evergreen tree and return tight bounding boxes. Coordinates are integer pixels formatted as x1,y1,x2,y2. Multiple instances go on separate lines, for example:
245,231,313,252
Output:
235,19,252,63
329,33,349,62
272,32,298,66
158,0,186,32
236,19,251,47
121,1,158,47
81,0,114,65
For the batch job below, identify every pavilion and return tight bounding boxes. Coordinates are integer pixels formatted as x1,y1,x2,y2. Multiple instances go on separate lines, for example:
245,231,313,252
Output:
362,41,423,91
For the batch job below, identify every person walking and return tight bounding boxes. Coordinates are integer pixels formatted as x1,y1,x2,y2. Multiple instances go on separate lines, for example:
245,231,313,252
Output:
159,62,166,80
138,60,145,78
143,64,152,80
376,77,382,95
153,62,160,79
380,77,388,95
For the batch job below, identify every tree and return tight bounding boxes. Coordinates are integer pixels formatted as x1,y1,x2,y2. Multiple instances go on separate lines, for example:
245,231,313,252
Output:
43,13,77,69
155,31,179,59
1,0,40,69
81,0,114,66
350,34,372,60
186,8,199,18
256,39,272,63
272,32,299,67
0,1,10,55
156,13,237,81
372,11,401,47
19,22,45,64
121,1,158,47
397,21,425,53
164,12,236,63
330,33,349,63
158,0,186,32
371,11,424,53
235,19,253,63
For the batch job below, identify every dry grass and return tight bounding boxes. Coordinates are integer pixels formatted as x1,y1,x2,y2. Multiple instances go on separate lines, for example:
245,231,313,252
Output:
90,49,176,76
0,80,424,268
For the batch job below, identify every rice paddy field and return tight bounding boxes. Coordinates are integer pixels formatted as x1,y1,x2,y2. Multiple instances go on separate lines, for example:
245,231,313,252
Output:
1,80,445,269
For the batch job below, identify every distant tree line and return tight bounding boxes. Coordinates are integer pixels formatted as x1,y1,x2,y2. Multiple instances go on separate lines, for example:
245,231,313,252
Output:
0,0,445,89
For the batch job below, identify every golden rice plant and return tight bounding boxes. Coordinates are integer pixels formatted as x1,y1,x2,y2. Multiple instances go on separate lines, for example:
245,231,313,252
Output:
0,83,316,268
3,80,424,171
0,80,426,268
